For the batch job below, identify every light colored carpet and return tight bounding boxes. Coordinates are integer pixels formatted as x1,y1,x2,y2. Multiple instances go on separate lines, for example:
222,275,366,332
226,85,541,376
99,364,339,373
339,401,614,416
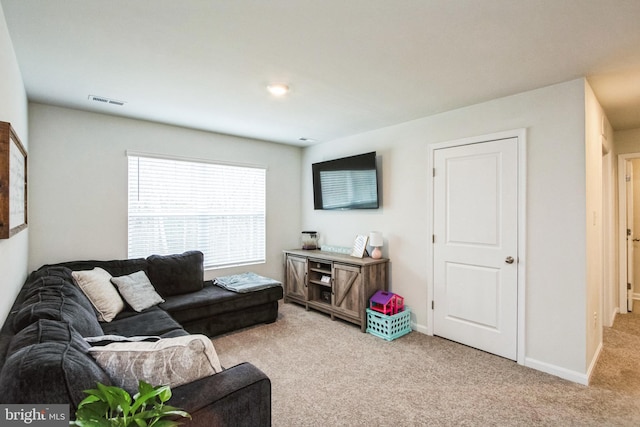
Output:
212,303,640,426
591,308,640,396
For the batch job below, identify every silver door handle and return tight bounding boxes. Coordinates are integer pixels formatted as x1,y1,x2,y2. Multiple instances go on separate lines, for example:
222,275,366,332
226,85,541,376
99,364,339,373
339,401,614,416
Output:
505,256,515,264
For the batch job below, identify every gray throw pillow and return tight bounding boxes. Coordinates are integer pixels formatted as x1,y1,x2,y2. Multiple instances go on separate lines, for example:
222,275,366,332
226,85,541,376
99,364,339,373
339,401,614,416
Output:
111,271,165,312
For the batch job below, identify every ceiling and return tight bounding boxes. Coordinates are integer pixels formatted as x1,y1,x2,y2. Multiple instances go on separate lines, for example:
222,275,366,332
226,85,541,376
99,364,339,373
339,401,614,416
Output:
2,0,640,146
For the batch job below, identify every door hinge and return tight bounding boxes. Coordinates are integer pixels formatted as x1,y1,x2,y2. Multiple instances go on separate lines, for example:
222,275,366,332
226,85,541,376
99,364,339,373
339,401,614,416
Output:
431,300,434,310
628,283,632,290
433,168,436,177
432,234,435,243
626,175,632,182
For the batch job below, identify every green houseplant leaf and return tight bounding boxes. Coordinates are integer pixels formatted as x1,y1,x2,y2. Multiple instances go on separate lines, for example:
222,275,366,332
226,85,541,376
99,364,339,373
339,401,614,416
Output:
70,381,191,427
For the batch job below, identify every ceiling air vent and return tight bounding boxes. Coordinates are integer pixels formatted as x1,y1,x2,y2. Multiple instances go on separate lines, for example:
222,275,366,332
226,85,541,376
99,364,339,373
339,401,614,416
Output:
88,95,126,106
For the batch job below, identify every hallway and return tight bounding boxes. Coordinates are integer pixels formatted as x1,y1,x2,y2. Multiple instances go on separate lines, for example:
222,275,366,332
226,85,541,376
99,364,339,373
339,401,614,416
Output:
591,309,640,394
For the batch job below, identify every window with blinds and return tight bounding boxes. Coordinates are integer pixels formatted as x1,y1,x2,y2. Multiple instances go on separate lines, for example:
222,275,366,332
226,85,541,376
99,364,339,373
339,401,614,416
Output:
128,154,266,269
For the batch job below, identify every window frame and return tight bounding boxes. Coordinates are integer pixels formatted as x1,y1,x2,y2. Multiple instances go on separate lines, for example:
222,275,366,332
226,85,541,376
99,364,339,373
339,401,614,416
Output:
126,151,267,270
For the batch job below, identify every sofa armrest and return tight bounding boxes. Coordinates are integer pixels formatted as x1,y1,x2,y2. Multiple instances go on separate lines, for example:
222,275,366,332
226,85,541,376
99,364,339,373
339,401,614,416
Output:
168,362,271,427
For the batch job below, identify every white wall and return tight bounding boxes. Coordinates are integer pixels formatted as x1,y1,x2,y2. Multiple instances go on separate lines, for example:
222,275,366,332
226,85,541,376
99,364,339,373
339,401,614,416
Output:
601,115,617,329
615,128,640,312
0,5,28,324
28,104,302,282
614,128,640,155
584,81,612,377
632,158,640,298
302,79,591,382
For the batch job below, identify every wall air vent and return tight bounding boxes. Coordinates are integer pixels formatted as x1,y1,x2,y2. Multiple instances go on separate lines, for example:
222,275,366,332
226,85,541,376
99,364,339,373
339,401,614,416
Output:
88,95,126,106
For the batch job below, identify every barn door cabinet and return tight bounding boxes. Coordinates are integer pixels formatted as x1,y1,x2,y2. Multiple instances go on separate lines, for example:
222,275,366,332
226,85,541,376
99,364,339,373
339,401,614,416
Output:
283,249,389,331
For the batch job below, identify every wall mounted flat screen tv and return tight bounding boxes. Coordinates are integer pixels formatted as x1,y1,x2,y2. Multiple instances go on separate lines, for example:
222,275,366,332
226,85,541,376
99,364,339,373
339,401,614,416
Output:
312,151,379,210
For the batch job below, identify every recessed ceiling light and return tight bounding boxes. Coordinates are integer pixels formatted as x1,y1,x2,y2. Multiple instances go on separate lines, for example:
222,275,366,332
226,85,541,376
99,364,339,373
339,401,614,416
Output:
267,83,289,96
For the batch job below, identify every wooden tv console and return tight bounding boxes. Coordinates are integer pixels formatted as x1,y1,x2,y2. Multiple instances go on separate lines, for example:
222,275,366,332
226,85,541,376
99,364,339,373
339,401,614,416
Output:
283,249,389,331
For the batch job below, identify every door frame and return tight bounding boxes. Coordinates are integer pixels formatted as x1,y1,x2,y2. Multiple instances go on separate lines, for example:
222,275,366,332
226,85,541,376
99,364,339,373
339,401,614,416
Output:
427,128,527,365
617,153,640,314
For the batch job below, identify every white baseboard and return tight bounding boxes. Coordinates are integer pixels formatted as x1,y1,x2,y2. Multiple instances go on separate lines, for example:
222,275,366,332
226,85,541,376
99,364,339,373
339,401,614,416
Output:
586,341,603,384
524,357,589,385
609,307,619,327
412,321,429,335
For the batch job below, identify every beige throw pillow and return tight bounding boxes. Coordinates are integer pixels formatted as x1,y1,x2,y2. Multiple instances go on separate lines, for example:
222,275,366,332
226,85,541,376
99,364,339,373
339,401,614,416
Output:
110,271,165,312
72,267,124,322
88,335,222,393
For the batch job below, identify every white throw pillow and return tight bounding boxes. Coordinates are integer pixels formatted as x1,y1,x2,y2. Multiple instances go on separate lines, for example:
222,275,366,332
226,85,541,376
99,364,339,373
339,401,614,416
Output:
111,271,165,312
72,267,124,322
88,334,223,393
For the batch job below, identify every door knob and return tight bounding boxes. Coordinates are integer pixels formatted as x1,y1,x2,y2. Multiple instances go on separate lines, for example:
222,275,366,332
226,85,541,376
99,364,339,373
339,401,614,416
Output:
505,256,515,264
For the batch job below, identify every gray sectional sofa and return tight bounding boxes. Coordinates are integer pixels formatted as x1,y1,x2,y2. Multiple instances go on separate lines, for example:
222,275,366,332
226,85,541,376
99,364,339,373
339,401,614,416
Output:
0,251,283,426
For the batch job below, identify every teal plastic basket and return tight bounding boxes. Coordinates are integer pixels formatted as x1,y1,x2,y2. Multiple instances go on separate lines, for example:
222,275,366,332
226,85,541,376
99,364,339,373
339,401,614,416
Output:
366,308,411,341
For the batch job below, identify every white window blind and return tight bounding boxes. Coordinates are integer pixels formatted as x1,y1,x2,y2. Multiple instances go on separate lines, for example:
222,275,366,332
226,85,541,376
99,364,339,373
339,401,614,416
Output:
128,154,266,269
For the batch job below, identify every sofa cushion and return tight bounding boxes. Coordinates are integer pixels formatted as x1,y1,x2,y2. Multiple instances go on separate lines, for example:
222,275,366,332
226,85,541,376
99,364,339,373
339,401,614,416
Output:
88,335,222,393
26,266,77,286
161,281,283,325
13,288,103,337
8,319,90,355
23,275,97,317
72,267,125,322
101,307,186,338
0,342,112,412
111,271,165,312
46,258,149,278
147,251,204,297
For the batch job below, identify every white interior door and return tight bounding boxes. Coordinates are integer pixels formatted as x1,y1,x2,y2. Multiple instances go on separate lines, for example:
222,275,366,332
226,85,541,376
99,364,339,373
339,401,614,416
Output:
626,160,634,312
433,138,518,360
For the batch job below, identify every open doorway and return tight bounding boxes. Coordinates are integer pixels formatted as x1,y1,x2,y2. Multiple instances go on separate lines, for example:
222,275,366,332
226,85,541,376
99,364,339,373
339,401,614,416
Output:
617,153,640,314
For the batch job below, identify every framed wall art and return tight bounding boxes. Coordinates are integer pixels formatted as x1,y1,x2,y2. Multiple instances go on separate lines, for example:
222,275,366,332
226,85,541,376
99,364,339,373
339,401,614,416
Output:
0,121,27,239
